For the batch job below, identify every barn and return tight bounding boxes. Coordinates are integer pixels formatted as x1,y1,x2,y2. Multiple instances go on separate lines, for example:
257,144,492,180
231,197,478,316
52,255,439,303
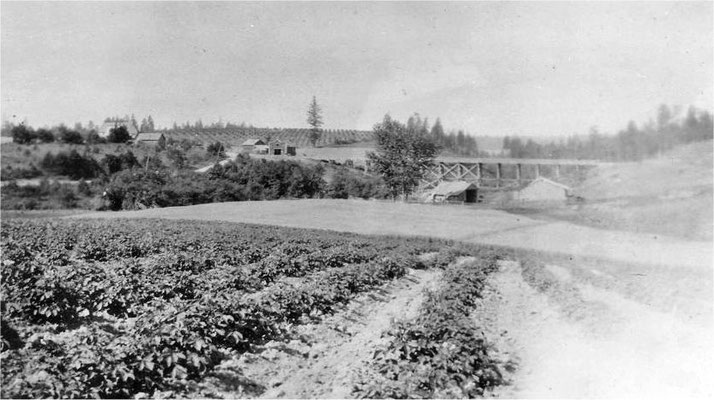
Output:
134,132,166,147
241,138,266,153
269,140,296,156
515,177,572,203
429,181,479,203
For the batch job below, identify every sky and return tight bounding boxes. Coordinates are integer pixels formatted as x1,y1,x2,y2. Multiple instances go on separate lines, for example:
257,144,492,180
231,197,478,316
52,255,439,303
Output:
1,1,712,137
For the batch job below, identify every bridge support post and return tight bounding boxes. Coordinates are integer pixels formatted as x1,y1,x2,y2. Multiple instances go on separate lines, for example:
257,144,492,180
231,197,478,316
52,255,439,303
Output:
516,164,522,184
496,163,502,188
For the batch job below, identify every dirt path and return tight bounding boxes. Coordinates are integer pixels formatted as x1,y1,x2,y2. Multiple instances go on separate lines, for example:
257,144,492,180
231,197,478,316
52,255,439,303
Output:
486,261,714,399
198,268,442,398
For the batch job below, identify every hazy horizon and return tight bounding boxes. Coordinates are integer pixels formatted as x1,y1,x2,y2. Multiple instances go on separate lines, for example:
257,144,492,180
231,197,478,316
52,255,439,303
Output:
2,2,712,137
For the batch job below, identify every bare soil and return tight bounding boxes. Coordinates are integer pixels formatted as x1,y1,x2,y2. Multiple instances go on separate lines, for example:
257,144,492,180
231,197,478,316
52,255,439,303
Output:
194,268,442,398
481,261,713,398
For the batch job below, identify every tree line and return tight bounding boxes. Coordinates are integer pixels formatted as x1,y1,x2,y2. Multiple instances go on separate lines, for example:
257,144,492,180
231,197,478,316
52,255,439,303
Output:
502,105,713,161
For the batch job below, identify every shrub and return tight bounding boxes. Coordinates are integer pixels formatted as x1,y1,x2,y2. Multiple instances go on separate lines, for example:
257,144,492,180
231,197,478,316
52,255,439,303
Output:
107,126,132,143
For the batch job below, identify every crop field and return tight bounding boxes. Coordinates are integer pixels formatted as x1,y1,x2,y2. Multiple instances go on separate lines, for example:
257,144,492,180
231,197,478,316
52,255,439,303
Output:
0,218,505,398
165,128,373,148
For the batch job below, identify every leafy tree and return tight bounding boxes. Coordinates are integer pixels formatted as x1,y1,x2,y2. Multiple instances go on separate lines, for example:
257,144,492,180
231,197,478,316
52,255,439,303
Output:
86,130,105,144
36,129,55,143
11,125,36,144
367,114,440,200
40,150,102,179
166,147,187,169
206,141,226,159
430,118,445,143
59,128,84,144
107,125,131,143
306,96,323,147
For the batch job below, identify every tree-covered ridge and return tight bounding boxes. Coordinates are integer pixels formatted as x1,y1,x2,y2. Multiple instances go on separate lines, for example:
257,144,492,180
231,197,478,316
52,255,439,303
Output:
502,105,713,161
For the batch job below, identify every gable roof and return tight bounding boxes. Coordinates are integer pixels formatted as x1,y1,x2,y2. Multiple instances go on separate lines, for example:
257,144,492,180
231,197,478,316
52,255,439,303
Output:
431,181,478,197
241,138,265,146
527,177,572,191
135,132,165,142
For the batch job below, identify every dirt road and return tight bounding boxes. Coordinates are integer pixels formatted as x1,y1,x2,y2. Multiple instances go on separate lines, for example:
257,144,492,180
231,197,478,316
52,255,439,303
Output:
74,199,713,398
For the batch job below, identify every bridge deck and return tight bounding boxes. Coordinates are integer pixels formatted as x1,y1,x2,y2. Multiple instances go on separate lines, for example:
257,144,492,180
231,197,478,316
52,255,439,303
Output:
434,156,612,166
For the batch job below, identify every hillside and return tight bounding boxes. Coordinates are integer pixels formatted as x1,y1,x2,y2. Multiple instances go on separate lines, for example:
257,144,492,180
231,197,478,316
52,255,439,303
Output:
529,140,713,240
163,127,373,148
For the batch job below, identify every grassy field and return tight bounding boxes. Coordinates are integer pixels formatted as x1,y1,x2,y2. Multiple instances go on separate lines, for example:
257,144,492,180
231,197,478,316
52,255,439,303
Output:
75,198,712,269
514,140,714,241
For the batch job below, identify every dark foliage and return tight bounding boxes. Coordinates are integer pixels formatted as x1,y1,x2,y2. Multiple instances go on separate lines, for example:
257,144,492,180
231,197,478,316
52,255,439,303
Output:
59,128,84,145
11,125,36,144
326,167,389,199
502,105,714,161
368,115,440,199
39,150,103,180
102,154,325,210
107,126,132,143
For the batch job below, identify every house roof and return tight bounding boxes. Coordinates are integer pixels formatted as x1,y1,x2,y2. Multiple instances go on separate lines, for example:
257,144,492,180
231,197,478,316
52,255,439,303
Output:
431,181,478,197
135,132,165,142
270,140,296,147
241,138,265,146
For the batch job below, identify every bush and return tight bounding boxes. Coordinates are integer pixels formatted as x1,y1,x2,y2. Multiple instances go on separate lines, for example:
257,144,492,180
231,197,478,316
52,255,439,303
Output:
107,126,132,143
40,150,103,179
1,164,43,180
36,129,55,143
206,141,226,158
59,129,84,144
327,167,389,199
11,125,35,144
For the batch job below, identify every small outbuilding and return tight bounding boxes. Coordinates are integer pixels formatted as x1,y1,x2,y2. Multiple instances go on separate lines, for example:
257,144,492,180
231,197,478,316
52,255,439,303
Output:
515,177,572,203
134,132,166,147
241,138,266,153
429,181,479,203
269,140,296,156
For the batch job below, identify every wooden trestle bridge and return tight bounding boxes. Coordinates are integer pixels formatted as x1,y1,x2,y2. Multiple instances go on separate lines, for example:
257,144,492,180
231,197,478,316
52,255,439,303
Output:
420,157,608,189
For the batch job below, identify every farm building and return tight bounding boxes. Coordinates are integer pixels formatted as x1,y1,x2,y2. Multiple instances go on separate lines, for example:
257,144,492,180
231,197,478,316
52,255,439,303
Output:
98,119,139,138
241,138,266,153
134,132,166,147
428,181,479,203
269,140,296,156
514,177,572,203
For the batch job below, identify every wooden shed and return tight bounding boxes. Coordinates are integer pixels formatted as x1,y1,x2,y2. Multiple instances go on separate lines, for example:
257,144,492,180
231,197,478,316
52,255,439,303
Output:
134,132,166,147
429,181,479,203
269,140,296,156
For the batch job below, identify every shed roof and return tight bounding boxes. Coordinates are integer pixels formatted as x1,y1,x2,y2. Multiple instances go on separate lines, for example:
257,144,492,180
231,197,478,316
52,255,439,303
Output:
135,132,165,142
241,138,265,146
431,181,478,197
527,177,571,191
